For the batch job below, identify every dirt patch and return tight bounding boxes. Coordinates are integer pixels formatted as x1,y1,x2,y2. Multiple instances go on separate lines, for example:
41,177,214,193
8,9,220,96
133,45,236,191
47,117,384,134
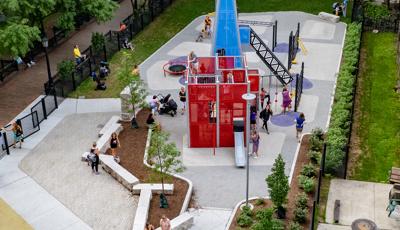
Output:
228,135,318,229
347,40,367,178
109,109,189,228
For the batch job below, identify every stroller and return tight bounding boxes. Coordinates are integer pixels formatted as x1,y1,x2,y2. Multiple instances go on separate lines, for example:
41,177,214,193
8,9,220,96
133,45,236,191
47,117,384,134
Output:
158,94,178,117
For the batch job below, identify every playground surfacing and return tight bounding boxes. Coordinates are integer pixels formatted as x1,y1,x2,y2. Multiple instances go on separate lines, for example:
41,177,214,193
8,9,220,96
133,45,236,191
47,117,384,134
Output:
141,11,346,209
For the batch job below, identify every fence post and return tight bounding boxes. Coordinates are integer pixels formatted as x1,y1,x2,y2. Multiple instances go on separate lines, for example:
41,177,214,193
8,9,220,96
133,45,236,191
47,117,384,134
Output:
140,12,144,29
41,97,47,120
310,201,316,230
322,143,327,176
274,21,278,49
103,44,107,62
72,72,76,90
2,132,10,155
272,22,276,52
117,33,121,51
53,91,58,109
343,145,349,179
88,47,93,74
317,164,322,204
149,0,154,21
288,31,293,70
294,74,299,112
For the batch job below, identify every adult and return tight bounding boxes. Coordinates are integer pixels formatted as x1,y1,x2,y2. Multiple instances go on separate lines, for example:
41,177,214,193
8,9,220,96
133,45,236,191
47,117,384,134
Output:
119,22,127,32
282,86,292,114
110,132,121,162
10,121,23,148
88,143,100,174
73,45,85,65
260,88,270,109
204,16,212,37
250,106,257,130
179,87,186,115
188,51,199,74
150,95,160,115
260,103,273,134
160,215,171,230
251,130,260,158
295,112,306,141
342,0,348,17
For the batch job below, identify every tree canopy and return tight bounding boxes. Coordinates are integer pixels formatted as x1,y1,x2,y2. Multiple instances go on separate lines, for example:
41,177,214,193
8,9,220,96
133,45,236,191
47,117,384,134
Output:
0,0,118,57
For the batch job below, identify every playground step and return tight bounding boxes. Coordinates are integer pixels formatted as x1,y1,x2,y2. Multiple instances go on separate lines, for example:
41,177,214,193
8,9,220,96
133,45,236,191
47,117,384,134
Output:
249,28,293,85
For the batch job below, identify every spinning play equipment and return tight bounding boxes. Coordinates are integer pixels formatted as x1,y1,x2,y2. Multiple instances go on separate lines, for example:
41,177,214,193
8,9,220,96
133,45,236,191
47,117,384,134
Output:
186,0,296,165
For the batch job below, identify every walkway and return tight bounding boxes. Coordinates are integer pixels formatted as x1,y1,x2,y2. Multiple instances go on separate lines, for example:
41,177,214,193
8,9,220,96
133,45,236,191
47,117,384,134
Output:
320,179,400,230
0,0,132,127
0,98,137,229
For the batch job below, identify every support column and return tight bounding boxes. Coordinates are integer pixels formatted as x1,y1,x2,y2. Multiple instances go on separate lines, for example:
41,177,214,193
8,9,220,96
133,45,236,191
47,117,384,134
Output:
216,80,220,147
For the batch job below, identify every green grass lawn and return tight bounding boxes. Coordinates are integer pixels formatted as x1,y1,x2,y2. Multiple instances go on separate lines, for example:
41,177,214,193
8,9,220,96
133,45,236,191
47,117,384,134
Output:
71,0,349,98
351,32,400,182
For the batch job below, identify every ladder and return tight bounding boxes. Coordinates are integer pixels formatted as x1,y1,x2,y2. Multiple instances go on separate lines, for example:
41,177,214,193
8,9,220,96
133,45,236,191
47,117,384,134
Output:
238,20,273,27
249,28,293,85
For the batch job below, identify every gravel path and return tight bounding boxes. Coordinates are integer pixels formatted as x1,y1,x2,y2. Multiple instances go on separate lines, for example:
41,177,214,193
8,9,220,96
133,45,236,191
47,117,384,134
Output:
20,113,138,230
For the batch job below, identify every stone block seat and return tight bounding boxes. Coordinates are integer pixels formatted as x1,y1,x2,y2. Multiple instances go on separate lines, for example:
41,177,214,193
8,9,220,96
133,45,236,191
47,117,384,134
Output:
132,183,174,195
155,212,194,230
99,154,139,190
132,189,152,230
98,115,120,137
318,12,340,23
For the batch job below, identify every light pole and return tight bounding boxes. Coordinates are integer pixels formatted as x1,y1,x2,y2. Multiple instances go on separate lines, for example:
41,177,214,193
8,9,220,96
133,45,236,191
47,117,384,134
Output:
242,83,256,207
42,37,53,94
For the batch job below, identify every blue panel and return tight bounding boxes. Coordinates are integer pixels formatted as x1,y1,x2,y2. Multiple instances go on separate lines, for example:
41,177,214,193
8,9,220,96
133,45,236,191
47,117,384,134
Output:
212,0,242,60
239,25,250,44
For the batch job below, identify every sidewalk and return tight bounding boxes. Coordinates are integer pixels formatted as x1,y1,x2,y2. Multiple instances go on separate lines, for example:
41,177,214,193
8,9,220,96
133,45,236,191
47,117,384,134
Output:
0,0,132,127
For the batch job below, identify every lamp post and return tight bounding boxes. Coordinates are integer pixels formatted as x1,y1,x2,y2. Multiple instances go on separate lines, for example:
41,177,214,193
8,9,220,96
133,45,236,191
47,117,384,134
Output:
42,37,53,94
242,85,256,207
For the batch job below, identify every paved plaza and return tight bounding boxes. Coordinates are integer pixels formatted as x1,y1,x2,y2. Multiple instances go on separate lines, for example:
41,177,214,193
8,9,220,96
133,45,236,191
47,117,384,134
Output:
322,179,400,230
141,12,346,208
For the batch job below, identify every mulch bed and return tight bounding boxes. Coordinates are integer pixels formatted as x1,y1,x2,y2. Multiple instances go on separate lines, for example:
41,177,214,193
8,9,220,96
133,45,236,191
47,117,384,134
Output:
107,109,189,228
229,134,316,229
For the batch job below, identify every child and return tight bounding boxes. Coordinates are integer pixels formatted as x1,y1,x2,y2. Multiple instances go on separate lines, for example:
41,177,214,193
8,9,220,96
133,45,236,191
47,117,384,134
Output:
196,29,205,42
251,130,260,158
282,86,292,114
295,112,305,142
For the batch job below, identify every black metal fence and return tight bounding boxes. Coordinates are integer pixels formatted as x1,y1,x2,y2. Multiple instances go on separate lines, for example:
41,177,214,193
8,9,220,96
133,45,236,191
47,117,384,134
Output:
294,62,304,112
45,0,174,97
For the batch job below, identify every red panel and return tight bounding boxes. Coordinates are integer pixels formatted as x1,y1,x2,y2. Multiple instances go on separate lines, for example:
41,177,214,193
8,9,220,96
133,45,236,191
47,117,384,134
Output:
233,70,246,83
188,84,217,147
247,69,259,75
249,75,259,92
218,84,247,147
218,57,234,69
198,57,215,75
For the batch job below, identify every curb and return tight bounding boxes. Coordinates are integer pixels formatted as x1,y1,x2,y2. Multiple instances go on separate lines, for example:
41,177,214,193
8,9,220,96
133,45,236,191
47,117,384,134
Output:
143,128,194,215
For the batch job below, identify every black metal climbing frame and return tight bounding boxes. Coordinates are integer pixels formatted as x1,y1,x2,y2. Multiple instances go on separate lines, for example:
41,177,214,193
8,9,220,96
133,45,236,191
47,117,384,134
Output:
249,27,293,85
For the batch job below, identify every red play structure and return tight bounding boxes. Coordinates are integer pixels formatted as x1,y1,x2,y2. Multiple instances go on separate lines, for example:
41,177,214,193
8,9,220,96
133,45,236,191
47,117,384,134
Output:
186,56,260,147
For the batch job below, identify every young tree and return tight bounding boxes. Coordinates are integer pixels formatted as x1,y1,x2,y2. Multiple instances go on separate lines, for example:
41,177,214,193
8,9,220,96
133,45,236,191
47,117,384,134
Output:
266,154,290,219
148,128,185,208
118,52,147,127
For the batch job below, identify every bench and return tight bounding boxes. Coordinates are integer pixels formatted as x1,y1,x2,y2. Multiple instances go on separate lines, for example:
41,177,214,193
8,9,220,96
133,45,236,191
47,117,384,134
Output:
390,167,400,184
99,154,139,190
155,212,194,230
132,183,174,195
98,116,120,137
318,12,340,23
52,27,66,46
97,123,123,153
132,189,152,230
333,199,340,223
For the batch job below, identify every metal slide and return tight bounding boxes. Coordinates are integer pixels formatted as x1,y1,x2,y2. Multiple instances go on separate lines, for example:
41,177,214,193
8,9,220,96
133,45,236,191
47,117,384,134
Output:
234,131,245,167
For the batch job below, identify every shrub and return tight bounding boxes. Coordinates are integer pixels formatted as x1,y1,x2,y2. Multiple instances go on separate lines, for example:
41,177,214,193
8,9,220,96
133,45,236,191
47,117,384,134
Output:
293,207,308,223
298,175,315,193
309,135,323,152
237,206,253,227
326,22,362,174
364,1,391,21
308,150,321,165
301,163,316,178
255,198,265,206
289,221,304,230
237,214,253,227
295,192,309,209
91,32,105,53
311,127,324,140
57,60,75,80
251,208,284,230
